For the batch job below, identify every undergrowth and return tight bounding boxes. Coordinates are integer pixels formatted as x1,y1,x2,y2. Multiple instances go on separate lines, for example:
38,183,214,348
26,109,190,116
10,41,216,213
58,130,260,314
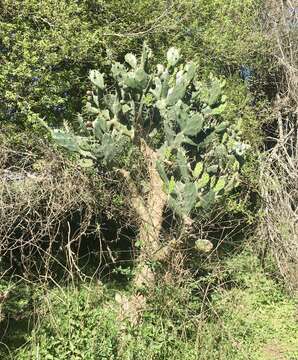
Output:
1,247,297,360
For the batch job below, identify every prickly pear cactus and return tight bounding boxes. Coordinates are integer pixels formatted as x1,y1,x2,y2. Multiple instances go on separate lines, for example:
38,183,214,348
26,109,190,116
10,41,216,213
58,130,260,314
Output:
50,44,248,218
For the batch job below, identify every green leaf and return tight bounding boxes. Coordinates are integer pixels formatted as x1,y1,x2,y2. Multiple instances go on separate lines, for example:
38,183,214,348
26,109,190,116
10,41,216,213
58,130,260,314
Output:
215,121,229,133
166,82,187,106
89,70,105,90
151,77,162,99
168,176,175,194
123,68,149,90
52,130,80,153
111,62,126,79
196,172,210,189
168,196,184,217
125,53,137,68
210,102,227,115
183,182,197,213
134,68,149,89
167,47,180,67
78,158,94,168
207,165,218,174
99,133,119,164
182,136,197,146
210,176,216,188
86,102,100,114
122,104,131,114
92,93,99,107
193,162,203,178
176,150,189,181
200,189,215,209
207,78,222,107
97,115,108,132
182,113,203,136
213,177,226,193
199,132,217,148
195,239,213,253
156,161,168,184
184,62,197,82
77,114,88,132
164,122,176,144
94,116,108,139
226,175,239,192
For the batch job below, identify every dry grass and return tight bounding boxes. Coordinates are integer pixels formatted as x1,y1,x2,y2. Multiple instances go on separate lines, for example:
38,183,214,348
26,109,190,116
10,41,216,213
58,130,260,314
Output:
260,139,298,293
258,1,298,293
0,136,116,280
264,0,298,107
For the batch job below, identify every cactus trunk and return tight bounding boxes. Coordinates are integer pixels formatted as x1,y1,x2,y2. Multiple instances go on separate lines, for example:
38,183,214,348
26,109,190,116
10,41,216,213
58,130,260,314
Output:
132,143,167,288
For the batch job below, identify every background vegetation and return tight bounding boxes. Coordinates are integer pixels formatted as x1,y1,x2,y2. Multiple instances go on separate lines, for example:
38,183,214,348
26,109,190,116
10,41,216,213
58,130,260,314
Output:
1,0,297,359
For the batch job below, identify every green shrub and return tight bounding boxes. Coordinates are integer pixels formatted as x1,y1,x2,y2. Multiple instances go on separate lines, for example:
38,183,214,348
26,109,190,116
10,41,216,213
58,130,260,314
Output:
16,284,119,360
1,0,269,128
15,280,200,360
0,0,166,125
13,249,298,360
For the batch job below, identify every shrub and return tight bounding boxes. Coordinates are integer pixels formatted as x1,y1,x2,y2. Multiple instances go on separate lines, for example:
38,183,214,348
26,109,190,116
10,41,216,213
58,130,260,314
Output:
0,126,134,278
0,0,269,128
12,249,298,360
16,284,119,360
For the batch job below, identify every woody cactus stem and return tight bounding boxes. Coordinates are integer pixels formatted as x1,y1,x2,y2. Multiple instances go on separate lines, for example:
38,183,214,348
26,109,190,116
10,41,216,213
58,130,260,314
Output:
132,144,167,287
49,43,248,288
119,144,166,260
139,144,166,257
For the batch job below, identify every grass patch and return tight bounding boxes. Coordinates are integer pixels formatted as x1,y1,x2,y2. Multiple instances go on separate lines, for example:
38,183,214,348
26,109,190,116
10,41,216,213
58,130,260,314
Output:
197,251,298,359
1,248,296,359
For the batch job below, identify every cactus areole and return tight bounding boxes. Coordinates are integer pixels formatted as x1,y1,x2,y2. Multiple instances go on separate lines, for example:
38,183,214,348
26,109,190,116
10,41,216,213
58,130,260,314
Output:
50,44,247,286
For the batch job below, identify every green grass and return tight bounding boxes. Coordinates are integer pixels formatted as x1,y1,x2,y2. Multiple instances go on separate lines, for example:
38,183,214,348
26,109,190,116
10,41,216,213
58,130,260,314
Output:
1,248,297,360
197,251,298,359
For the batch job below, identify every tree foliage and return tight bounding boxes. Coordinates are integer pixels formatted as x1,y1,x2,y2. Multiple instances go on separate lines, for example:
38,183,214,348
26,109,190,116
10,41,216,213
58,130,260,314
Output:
0,0,268,127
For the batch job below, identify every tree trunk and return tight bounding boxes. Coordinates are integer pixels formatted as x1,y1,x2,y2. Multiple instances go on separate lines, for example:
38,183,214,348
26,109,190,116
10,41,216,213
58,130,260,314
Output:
120,141,167,288
134,143,167,287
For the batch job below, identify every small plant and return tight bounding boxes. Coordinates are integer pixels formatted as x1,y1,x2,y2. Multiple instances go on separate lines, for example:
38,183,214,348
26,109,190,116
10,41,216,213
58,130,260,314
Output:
48,44,248,286
16,285,119,360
